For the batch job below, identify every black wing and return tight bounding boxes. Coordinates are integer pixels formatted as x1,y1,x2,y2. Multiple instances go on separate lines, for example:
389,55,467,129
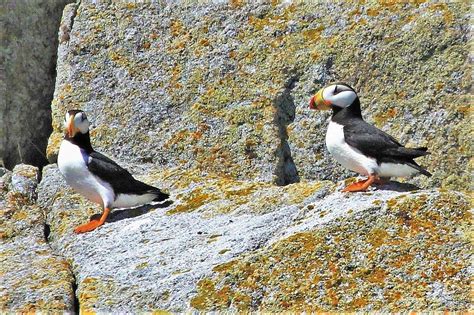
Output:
343,120,429,163
88,151,163,196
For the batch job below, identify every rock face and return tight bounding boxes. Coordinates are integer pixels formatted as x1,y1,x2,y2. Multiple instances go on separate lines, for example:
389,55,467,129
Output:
0,165,75,312
47,1,471,190
36,164,471,312
36,165,471,312
3,0,472,313
0,0,74,169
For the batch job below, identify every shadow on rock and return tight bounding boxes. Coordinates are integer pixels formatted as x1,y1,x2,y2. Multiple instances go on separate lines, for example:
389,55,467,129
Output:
375,181,420,192
89,200,174,223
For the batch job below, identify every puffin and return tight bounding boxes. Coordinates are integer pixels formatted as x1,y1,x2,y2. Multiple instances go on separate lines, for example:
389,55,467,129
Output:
309,83,431,192
57,110,169,233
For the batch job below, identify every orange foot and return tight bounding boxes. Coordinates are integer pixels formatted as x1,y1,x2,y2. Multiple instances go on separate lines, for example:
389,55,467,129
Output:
74,219,102,233
342,175,376,192
74,207,110,234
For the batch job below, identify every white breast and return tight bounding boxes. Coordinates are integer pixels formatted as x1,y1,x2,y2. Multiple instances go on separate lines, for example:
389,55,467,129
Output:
58,140,115,207
325,121,378,176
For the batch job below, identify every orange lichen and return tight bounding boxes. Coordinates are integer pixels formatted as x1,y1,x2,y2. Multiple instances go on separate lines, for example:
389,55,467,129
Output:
302,27,324,43
351,296,368,308
168,188,218,214
367,268,387,284
170,20,184,36
367,228,389,247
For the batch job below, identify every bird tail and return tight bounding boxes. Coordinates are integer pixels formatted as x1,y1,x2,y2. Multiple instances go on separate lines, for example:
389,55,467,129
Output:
388,146,430,159
151,189,169,202
404,147,430,158
408,161,432,177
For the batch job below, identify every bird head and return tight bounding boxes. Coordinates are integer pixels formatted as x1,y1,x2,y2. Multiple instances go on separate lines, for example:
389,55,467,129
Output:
64,110,90,138
309,83,358,111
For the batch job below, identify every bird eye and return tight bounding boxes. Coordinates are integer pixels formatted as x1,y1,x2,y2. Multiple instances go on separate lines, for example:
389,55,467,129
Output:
334,85,338,94
80,113,86,121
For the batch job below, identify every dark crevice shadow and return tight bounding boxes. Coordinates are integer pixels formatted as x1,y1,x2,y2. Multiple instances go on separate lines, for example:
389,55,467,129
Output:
273,71,301,186
71,273,80,314
89,200,174,223
374,180,420,192
44,223,51,243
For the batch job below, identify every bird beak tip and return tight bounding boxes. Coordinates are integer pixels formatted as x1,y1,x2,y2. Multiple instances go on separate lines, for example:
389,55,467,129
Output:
66,116,75,137
309,96,316,110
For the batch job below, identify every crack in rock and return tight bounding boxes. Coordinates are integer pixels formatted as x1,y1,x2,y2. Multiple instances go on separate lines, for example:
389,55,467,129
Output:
273,73,300,186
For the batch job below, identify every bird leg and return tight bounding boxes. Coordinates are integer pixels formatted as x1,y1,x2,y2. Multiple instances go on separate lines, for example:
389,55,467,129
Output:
74,207,111,234
342,175,376,192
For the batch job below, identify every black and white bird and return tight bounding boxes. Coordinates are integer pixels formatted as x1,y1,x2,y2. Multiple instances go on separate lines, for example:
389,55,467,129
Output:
58,110,169,233
309,83,431,192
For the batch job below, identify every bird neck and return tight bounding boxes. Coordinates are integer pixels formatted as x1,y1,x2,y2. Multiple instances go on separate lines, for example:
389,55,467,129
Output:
65,132,94,153
331,98,363,123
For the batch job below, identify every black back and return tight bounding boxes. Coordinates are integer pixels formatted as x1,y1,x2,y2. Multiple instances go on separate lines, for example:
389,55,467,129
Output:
88,151,164,196
66,129,168,198
330,95,431,177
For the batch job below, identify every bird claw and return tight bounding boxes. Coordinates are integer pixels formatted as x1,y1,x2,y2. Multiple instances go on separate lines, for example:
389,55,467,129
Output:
74,207,111,234
73,219,103,234
342,175,376,192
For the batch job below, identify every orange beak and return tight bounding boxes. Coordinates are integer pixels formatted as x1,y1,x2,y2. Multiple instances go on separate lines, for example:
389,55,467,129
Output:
309,88,332,110
66,115,75,137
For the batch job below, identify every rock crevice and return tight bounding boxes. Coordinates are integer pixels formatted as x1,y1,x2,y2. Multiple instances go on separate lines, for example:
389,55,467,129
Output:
273,73,300,186
1,0,75,170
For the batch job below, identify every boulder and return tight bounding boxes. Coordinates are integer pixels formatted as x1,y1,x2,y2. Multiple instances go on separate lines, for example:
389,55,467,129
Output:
1,0,74,169
47,1,471,190
37,164,471,312
4,0,471,313
0,165,75,313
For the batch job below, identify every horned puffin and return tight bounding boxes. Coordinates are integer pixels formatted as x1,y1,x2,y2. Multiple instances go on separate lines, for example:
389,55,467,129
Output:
57,110,169,233
309,83,431,192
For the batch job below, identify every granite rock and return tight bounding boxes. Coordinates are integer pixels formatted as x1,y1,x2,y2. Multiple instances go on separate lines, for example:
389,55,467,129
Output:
0,0,74,169
191,190,472,312
0,165,75,313
37,163,471,312
4,0,472,313
47,1,471,190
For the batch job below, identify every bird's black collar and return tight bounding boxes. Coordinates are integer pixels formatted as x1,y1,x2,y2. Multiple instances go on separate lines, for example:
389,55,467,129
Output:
331,97,363,125
65,132,94,154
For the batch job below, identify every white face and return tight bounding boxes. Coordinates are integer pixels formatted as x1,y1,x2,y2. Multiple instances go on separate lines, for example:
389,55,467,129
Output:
64,111,90,135
322,84,357,108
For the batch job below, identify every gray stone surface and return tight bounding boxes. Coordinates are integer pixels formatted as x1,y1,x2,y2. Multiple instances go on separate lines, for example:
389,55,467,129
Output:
0,0,74,169
36,164,471,312
47,1,471,190
1,0,472,313
0,164,75,313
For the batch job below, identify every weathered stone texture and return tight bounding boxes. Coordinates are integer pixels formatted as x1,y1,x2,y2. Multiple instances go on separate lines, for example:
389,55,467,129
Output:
191,191,472,312
3,0,471,313
0,0,74,169
37,164,334,312
47,1,471,190
0,165,75,313
39,162,472,312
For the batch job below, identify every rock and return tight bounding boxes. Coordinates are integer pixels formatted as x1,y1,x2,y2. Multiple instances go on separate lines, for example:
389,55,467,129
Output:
37,163,471,312
0,165,75,313
46,1,470,190
191,190,472,312
37,164,334,312
1,0,75,169
4,0,471,313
